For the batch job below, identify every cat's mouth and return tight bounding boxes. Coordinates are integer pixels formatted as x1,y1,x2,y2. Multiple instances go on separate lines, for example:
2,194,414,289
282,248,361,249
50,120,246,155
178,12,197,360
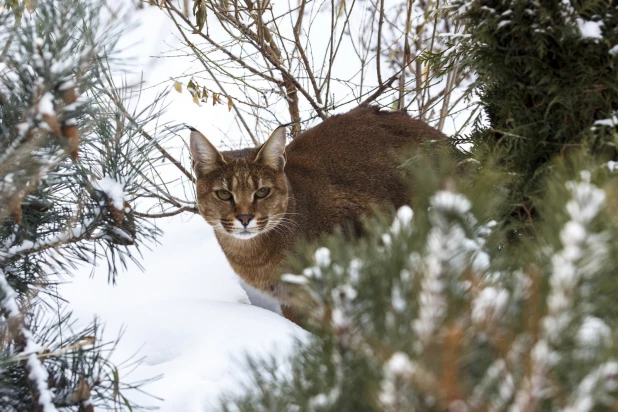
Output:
230,229,260,240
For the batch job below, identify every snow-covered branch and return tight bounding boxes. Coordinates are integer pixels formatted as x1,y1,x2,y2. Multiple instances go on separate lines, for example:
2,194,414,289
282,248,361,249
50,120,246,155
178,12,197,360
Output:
0,269,58,412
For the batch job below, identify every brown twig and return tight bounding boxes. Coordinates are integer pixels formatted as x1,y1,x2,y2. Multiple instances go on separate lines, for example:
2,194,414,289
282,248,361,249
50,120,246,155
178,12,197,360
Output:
376,0,385,88
133,206,198,218
292,0,323,109
361,74,398,105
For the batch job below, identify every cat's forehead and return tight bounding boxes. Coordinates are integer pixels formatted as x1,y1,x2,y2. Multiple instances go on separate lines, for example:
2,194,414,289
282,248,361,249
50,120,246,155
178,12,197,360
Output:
225,160,260,190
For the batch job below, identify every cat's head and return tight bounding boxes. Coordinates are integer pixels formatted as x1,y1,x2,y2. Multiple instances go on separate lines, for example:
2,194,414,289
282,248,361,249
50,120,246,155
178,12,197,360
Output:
189,127,289,240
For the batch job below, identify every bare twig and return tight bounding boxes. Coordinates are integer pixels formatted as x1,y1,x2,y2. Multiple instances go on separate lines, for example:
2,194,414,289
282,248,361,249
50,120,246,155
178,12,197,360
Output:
133,206,198,218
165,5,260,145
362,73,398,105
376,0,385,88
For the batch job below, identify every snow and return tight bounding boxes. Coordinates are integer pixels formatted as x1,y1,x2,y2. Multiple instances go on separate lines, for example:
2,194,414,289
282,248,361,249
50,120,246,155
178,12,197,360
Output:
96,300,304,410
390,205,414,234
58,215,306,411
471,286,509,326
27,354,57,412
594,115,618,127
314,247,331,267
0,270,58,412
563,362,618,412
385,352,414,377
38,92,55,116
576,18,603,40
93,177,126,210
606,161,618,172
379,351,415,407
576,316,611,347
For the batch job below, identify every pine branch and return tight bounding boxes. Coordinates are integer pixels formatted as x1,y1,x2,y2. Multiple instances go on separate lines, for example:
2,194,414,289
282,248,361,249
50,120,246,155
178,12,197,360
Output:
0,269,58,412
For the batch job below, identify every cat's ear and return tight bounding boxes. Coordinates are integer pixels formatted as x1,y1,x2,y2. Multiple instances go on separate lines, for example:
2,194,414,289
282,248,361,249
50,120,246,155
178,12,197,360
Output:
189,128,226,176
255,127,287,171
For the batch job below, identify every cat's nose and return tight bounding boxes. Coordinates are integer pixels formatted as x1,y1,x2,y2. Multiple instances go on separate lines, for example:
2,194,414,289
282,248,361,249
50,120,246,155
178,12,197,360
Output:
236,214,254,227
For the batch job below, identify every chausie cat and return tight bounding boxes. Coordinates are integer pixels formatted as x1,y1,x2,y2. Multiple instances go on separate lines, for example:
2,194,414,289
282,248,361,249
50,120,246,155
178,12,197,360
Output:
190,105,446,321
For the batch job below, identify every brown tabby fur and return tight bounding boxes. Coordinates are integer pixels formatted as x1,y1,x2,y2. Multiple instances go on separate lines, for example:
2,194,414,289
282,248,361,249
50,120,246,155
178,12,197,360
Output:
190,105,446,318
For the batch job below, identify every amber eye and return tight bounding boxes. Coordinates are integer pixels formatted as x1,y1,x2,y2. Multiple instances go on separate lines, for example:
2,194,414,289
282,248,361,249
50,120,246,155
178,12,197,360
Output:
255,187,270,199
216,190,232,201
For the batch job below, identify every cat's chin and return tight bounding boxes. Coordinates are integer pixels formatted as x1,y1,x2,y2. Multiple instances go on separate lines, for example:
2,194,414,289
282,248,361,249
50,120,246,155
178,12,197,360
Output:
229,231,260,240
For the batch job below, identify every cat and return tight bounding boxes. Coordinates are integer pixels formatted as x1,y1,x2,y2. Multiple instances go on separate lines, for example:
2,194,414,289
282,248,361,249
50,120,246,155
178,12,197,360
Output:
189,104,446,321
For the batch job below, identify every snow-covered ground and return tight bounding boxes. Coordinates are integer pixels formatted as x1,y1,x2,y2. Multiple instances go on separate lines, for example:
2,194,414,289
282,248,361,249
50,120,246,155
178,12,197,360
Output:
61,215,305,411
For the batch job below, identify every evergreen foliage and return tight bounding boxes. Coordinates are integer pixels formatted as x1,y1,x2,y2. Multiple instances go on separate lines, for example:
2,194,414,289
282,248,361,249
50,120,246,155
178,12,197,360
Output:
0,1,169,410
223,1,618,410
458,0,618,225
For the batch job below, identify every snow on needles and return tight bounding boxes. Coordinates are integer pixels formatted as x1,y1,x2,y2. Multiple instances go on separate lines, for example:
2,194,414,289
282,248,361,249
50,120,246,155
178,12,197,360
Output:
0,270,58,412
576,18,603,40
512,171,610,411
414,191,493,349
94,176,127,210
38,92,55,116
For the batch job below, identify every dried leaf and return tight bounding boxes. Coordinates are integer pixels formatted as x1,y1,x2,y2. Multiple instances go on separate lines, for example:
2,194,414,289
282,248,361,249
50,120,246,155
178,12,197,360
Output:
25,0,37,13
187,79,196,93
8,195,22,225
227,95,233,111
61,125,79,159
193,93,200,105
173,81,183,93
70,378,91,403
42,113,61,134
212,92,221,106
193,0,207,33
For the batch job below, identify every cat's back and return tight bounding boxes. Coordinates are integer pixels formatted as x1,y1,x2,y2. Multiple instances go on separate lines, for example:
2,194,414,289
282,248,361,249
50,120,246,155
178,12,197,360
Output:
284,105,445,236
286,105,444,172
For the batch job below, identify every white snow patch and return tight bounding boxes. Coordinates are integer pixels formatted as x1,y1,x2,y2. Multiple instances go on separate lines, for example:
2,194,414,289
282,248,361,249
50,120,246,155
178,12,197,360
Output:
594,115,618,127
386,352,414,377
38,92,55,116
93,177,126,210
391,205,414,235
577,316,611,347
472,286,509,325
576,18,603,40
314,247,331,267
281,273,309,285
55,216,306,411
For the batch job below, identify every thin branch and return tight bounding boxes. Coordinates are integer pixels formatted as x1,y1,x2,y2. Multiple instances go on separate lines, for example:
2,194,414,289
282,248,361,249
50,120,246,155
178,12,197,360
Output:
376,0,385,88
201,2,327,120
95,59,196,183
133,206,198,218
166,2,280,85
361,73,398,105
293,0,323,107
166,6,260,145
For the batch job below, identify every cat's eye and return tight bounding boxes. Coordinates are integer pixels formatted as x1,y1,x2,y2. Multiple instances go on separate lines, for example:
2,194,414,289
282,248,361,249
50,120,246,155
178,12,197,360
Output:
216,189,232,201
255,187,270,199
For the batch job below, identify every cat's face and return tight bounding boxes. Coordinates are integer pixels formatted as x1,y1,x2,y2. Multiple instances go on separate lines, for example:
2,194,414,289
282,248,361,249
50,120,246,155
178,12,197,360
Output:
190,128,289,240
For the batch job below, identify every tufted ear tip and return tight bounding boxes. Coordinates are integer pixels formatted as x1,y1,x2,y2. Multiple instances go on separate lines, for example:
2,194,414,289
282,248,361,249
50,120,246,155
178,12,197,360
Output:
255,127,287,171
189,129,225,175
